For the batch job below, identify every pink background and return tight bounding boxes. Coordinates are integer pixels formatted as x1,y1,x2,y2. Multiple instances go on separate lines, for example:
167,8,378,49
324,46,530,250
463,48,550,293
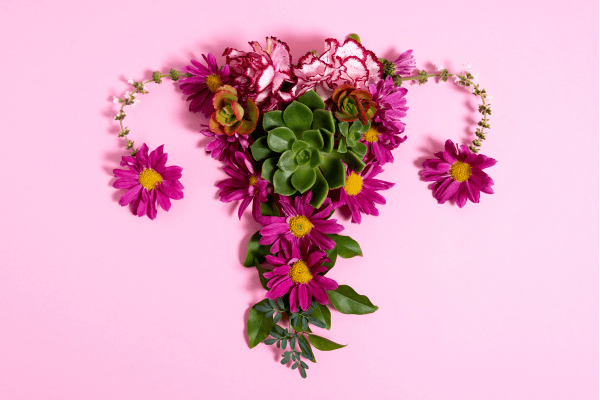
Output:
0,0,597,399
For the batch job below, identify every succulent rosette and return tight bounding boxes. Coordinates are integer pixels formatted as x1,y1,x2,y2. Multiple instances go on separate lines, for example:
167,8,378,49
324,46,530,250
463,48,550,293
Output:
292,38,382,100
332,84,377,125
264,240,338,312
179,53,230,118
224,37,294,112
209,85,259,136
422,139,497,207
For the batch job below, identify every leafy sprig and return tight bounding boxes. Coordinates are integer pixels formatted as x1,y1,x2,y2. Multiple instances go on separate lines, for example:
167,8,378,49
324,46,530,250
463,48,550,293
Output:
112,69,191,155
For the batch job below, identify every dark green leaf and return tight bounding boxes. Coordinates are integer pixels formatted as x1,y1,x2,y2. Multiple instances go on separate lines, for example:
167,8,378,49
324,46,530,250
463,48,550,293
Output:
300,366,307,378
298,335,316,363
283,101,313,136
247,300,276,348
306,316,326,329
263,110,285,131
309,304,331,330
291,165,317,193
328,234,363,258
302,316,308,331
255,260,270,290
324,246,337,274
282,338,287,350
320,156,346,189
264,338,277,345
273,312,282,323
320,129,334,153
268,127,296,152
290,336,296,350
311,109,335,133
302,129,324,150
292,362,299,370
273,169,296,196
300,361,309,369
336,150,366,173
276,297,284,309
298,90,325,111
327,285,378,315
243,231,271,268
265,310,274,318
308,169,329,209
250,136,273,161
261,157,277,183
255,305,270,313
308,334,347,351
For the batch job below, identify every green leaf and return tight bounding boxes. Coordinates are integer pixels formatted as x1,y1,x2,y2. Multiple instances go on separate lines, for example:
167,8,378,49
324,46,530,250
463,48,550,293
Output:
335,150,366,173
306,316,326,329
255,260,270,290
349,120,370,135
298,335,316,363
298,90,325,111
327,285,378,315
324,246,337,274
308,169,329,209
309,149,323,168
250,136,273,162
264,338,277,345
283,101,313,136
312,109,335,133
278,150,299,172
337,139,348,153
320,129,334,153
247,300,276,348
291,165,317,193
328,234,363,258
273,169,297,196
302,129,324,150
292,139,309,153
310,303,331,330
261,157,277,183
243,231,271,268
353,141,367,158
268,127,296,152
300,366,307,378
338,121,349,136
308,334,347,351
273,312,282,323
263,110,285,131
320,157,346,189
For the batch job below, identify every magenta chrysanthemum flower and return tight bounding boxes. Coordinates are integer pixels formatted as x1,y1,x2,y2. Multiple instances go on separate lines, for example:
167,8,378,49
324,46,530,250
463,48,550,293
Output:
113,144,184,220
264,240,338,312
200,125,249,162
224,37,294,112
333,163,395,224
292,38,382,100
369,75,409,132
259,192,344,254
422,139,497,208
215,151,268,219
392,49,416,76
179,53,231,118
360,123,407,165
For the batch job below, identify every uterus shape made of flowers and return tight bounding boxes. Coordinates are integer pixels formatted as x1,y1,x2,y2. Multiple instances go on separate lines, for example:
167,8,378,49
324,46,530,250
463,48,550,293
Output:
250,90,370,208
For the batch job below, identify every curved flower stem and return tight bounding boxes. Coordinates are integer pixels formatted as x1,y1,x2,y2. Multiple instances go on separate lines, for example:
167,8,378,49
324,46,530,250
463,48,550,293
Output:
398,70,492,153
113,69,191,155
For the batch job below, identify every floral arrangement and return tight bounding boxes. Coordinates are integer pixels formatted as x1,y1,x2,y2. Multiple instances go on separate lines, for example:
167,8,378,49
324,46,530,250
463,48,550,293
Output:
111,34,497,378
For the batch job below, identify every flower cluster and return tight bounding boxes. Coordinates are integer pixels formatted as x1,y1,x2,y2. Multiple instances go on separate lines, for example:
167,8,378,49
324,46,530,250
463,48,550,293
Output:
109,34,497,378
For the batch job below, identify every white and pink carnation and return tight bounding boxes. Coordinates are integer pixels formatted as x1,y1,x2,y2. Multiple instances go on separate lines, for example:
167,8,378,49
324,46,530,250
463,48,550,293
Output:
292,38,382,100
223,37,294,112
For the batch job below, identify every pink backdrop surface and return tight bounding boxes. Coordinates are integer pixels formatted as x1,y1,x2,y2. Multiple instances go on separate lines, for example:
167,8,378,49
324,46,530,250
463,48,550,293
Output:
0,0,598,399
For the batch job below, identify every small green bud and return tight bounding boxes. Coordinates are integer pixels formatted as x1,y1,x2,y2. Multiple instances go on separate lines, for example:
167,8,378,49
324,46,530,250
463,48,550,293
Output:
169,68,181,81
126,140,134,150
348,33,361,43
392,74,403,86
152,71,162,84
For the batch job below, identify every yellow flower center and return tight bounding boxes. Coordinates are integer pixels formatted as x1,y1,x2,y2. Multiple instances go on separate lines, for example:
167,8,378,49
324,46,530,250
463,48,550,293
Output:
288,215,313,238
205,74,223,92
344,172,363,196
449,161,472,182
289,260,313,284
138,168,162,190
249,175,258,186
363,127,380,143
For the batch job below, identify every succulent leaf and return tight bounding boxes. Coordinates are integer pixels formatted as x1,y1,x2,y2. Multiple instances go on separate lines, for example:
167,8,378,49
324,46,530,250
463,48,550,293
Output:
250,136,273,161
292,165,317,193
283,101,313,136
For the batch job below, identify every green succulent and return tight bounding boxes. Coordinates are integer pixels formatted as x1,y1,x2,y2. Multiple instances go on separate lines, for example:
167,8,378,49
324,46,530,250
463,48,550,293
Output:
335,120,369,172
251,90,348,208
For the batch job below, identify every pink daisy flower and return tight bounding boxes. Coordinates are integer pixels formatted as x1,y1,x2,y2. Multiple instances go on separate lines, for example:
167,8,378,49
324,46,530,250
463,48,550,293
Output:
259,192,344,254
200,125,249,162
392,49,416,76
333,163,395,224
216,151,268,220
421,139,497,207
113,144,184,220
264,240,338,313
179,53,231,118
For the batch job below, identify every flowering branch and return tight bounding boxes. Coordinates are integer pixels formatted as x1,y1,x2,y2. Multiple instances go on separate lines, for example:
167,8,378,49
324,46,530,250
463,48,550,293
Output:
398,67,492,153
112,69,191,155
